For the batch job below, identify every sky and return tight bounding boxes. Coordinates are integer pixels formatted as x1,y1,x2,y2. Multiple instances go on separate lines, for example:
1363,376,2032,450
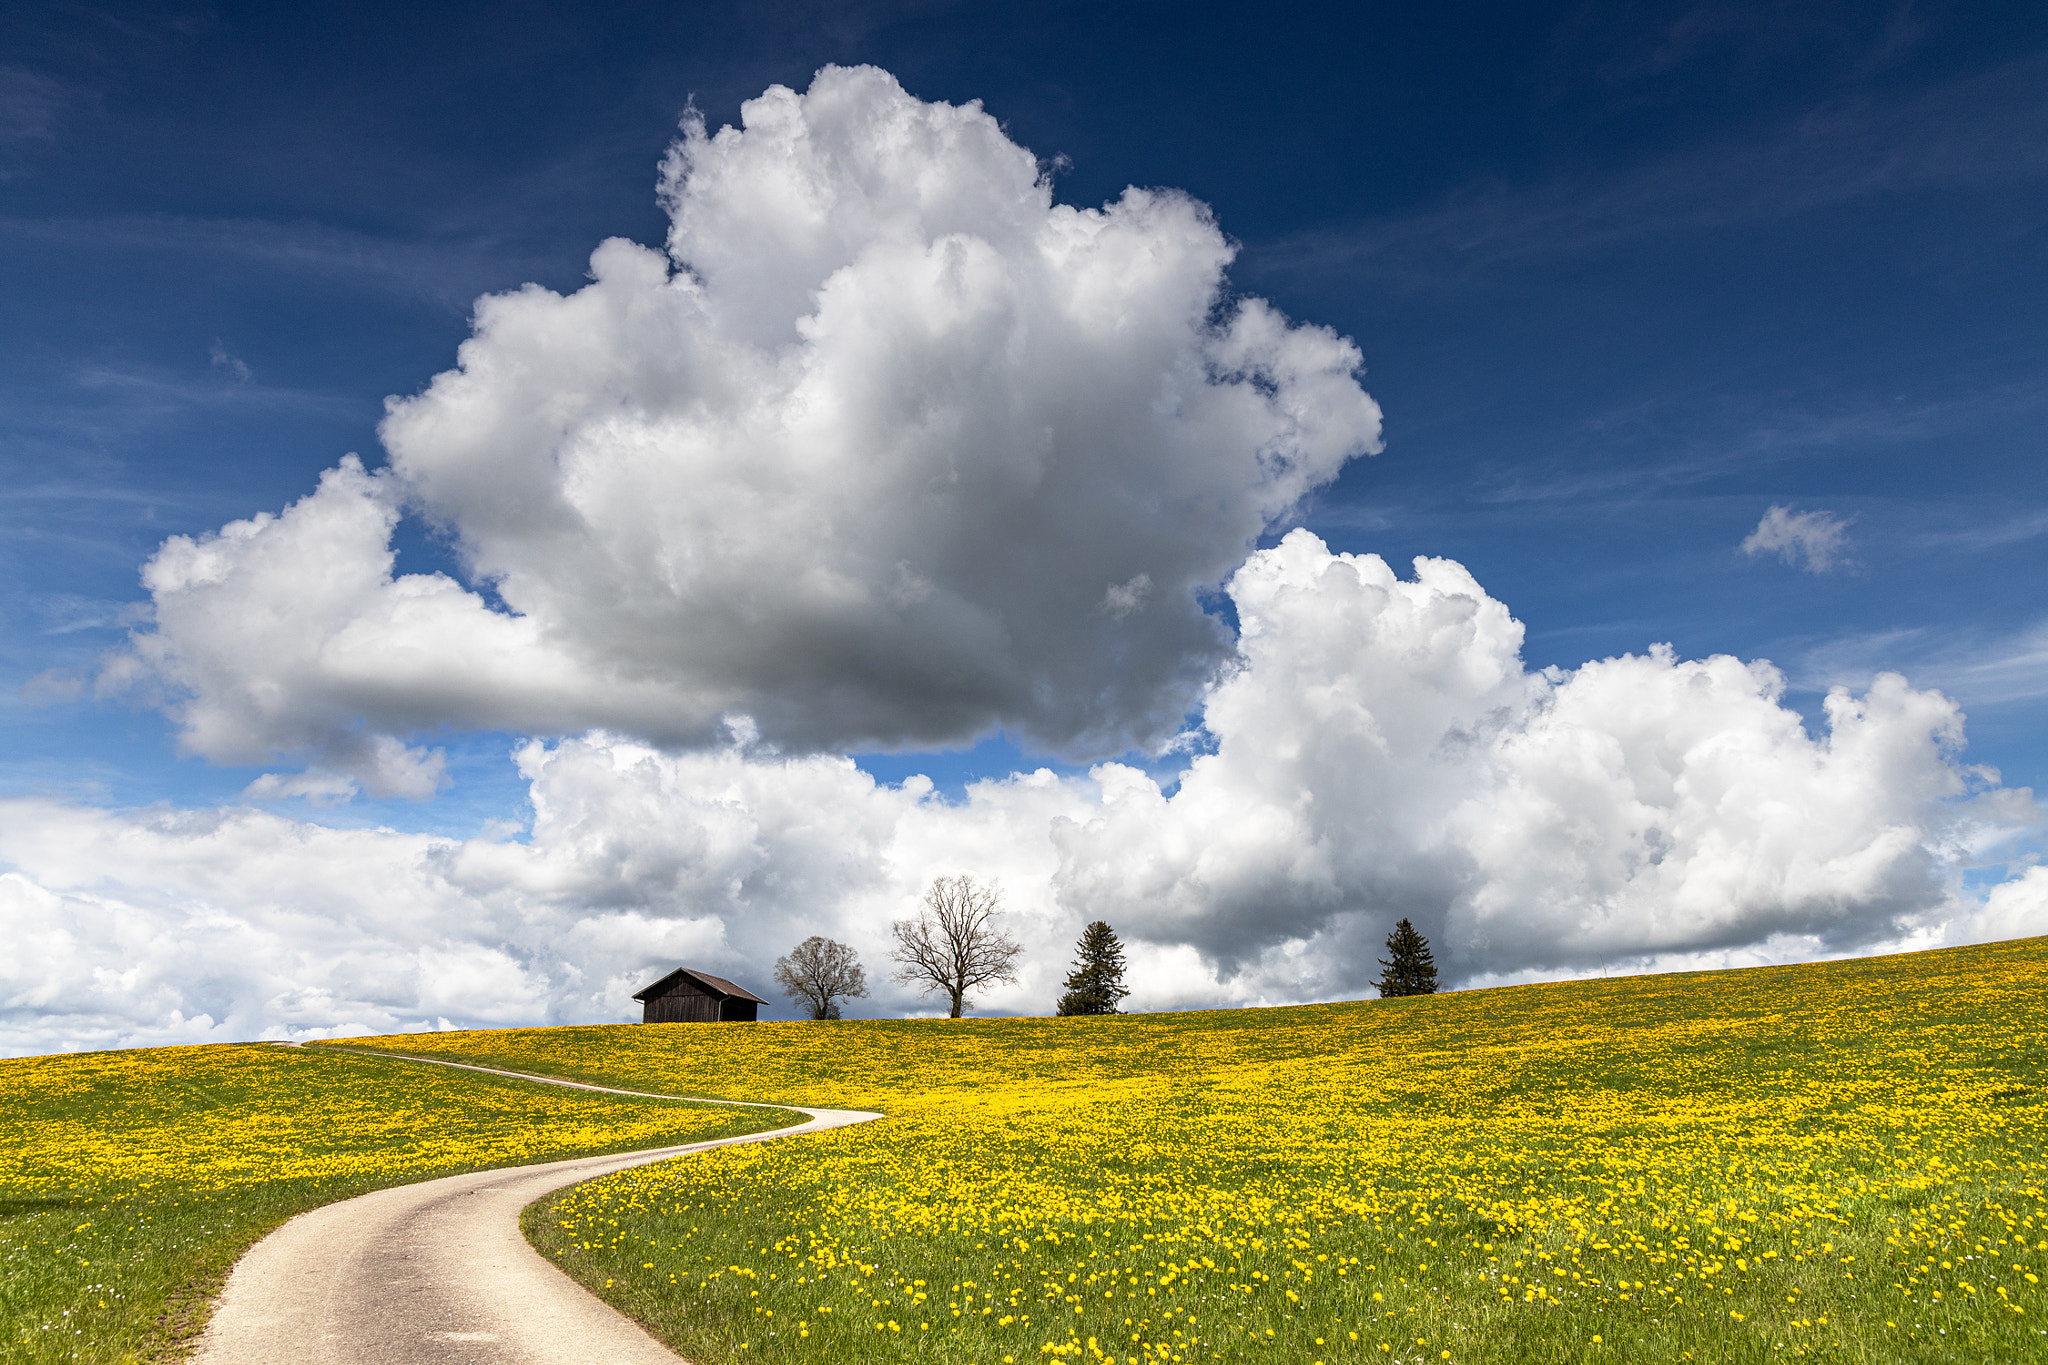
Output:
2,0,2045,1053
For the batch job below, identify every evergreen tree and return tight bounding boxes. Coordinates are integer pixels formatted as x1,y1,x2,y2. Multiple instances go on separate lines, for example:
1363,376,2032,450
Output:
1374,918,1438,997
1056,920,1131,1015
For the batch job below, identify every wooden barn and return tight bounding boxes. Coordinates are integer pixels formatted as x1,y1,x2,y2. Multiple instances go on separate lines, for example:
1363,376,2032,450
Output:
632,967,770,1023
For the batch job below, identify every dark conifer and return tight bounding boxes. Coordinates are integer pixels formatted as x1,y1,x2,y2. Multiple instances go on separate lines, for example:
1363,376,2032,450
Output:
1374,918,1439,997
1055,920,1131,1015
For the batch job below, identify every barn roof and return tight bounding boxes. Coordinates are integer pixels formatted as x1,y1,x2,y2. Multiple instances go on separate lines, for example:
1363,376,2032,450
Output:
631,966,771,1006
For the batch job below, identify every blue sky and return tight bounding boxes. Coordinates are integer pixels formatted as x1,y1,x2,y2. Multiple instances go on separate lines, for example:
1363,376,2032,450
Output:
6,0,2044,813
1,1,2044,1047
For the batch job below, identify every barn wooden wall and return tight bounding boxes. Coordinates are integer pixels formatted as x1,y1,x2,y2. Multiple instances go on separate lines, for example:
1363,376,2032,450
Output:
643,990,720,1023
640,977,762,1023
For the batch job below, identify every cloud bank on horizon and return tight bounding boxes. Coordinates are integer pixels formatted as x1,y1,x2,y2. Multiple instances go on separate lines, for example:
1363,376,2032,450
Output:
5,67,2042,1055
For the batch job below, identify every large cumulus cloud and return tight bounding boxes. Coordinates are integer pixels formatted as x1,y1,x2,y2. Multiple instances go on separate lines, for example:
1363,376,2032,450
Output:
15,66,2038,1056
105,66,1379,792
10,533,2035,1054
1054,530,2026,986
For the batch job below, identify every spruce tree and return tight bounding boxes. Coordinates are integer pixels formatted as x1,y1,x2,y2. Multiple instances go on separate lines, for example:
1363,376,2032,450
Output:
1056,920,1131,1015
1374,918,1438,997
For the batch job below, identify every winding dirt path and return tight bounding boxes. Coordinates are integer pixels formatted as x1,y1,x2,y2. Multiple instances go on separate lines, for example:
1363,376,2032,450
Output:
190,1046,880,1365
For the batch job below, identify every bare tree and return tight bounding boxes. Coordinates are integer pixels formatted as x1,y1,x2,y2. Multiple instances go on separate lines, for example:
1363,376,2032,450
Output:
890,874,1022,1018
773,936,870,1020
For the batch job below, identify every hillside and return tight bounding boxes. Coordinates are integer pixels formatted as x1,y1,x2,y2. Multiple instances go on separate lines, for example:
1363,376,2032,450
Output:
0,1044,780,1363
364,936,2048,1364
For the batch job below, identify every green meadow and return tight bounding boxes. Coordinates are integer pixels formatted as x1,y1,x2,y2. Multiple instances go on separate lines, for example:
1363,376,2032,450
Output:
0,1043,781,1363
387,938,2048,1364
2,938,2043,1363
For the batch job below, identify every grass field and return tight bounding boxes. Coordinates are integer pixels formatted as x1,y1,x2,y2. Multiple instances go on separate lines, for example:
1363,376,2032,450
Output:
361,937,2048,1365
0,1042,792,1364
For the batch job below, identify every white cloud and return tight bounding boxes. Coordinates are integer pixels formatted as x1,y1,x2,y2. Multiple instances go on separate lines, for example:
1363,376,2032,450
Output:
0,736,1103,1055
8,531,2038,1056
1947,864,2048,944
105,66,1381,791
242,766,374,806
1054,530,2018,990
1741,504,1853,572
15,66,2039,1057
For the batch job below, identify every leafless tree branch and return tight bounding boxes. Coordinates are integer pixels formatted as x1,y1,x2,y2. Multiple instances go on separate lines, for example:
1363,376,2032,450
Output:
889,874,1022,1018
773,936,870,1020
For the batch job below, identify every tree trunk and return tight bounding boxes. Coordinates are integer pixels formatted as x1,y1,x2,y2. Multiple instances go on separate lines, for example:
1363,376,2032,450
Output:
948,989,964,1018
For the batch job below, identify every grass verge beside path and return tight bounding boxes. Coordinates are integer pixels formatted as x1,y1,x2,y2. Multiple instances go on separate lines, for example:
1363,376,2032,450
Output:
398,938,2047,1365
0,1042,792,1365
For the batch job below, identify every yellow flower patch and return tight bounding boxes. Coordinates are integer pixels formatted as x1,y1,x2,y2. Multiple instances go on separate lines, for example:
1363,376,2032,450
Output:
401,937,2048,1362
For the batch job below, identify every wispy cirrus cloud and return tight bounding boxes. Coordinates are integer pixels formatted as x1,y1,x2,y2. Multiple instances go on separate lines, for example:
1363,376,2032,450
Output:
1248,52,2048,288
207,340,251,383
1800,620,2048,709
0,64,73,178
1910,509,2048,554
0,211,552,309
1464,390,1978,509
0,360,367,473
22,594,152,637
